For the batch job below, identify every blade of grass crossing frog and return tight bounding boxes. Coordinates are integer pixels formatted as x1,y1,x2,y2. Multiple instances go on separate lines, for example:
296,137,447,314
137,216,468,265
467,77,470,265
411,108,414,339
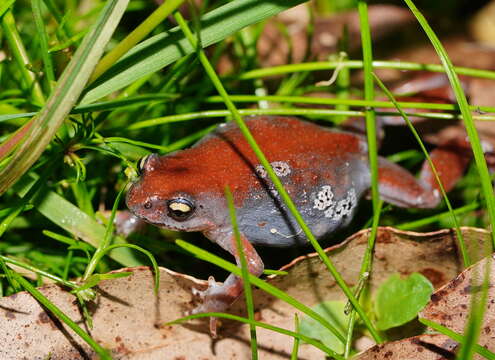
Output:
0,0,129,195
169,312,344,359
225,186,258,358
80,0,308,104
11,271,112,359
174,11,382,343
372,72,470,267
404,0,495,248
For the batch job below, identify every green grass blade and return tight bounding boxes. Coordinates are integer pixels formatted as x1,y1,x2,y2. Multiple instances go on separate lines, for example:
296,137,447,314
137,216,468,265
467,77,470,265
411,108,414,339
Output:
1,10,45,105
204,94,495,114
80,0,307,104
396,202,480,230
31,0,56,89
225,186,258,358
357,0,379,213
82,185,126,281
238,60,495,81
169,312,344,359
0,255,77,289
291,314,301,360
0,0,129,194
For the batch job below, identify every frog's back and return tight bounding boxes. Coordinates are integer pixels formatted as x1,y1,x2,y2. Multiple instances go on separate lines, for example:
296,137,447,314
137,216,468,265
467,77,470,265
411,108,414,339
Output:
159,116,370,246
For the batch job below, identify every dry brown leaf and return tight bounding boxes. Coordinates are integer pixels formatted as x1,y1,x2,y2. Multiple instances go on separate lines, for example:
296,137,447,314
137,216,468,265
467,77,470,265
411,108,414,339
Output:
421,254,495,355
356,248,495,359
0,227,490,359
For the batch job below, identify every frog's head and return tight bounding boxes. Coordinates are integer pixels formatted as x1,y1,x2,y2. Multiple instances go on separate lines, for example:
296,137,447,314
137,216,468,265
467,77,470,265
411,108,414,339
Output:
126,154,217,232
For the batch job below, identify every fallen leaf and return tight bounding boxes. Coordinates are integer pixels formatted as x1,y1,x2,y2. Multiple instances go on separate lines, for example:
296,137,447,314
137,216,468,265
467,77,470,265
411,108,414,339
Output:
421,254,495,354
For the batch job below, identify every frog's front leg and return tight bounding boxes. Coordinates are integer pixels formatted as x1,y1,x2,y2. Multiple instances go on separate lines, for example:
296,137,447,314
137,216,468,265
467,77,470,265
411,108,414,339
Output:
378,143,470,208
192,230,264,335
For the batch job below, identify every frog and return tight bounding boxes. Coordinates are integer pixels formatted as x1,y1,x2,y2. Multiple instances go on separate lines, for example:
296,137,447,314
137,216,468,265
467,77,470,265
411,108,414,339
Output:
125,114,470,334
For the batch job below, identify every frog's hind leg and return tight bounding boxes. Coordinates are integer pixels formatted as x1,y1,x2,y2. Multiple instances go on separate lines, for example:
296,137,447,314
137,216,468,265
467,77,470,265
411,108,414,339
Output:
378,143,470,208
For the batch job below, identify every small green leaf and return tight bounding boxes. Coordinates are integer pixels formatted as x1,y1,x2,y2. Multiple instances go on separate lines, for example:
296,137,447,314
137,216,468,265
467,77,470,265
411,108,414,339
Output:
374,273,433,330
76,272,132,291
299,301,349,354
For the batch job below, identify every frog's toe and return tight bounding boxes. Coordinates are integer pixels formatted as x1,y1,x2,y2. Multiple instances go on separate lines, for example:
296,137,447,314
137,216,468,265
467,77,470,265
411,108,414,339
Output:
191,276,221,299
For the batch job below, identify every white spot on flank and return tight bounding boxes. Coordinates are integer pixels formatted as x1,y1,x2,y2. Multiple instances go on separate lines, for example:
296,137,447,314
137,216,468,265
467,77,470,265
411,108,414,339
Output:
255,164,267,178
271,161,291,176
255,161,291,178
313,186,357,221
313,185,334,210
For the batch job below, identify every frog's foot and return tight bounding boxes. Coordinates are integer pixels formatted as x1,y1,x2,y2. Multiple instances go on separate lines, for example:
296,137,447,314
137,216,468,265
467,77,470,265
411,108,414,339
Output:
190,275,241,337
190,276,235,314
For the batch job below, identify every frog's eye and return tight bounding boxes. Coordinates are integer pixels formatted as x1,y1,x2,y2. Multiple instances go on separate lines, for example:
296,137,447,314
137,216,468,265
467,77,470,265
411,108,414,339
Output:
167,198,195,221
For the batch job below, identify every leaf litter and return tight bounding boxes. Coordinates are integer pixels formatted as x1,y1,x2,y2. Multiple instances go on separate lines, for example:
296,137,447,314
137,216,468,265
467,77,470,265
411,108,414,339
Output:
0,226,491,359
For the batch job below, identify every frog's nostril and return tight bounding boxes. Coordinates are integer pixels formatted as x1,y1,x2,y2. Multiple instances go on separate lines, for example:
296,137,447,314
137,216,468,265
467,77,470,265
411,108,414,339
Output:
144,201,152,209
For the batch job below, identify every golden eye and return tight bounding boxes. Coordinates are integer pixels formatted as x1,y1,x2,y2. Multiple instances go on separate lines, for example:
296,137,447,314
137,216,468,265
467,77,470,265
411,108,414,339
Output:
167,198,195,221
